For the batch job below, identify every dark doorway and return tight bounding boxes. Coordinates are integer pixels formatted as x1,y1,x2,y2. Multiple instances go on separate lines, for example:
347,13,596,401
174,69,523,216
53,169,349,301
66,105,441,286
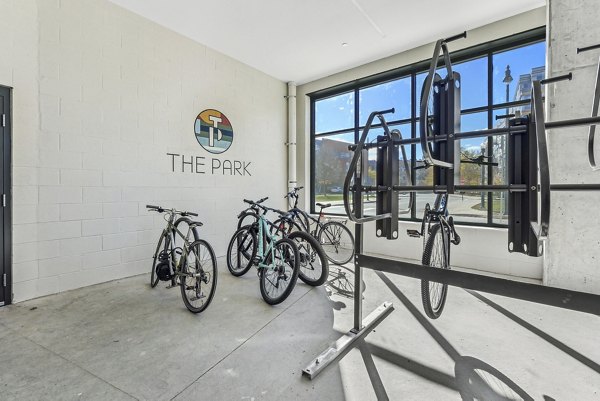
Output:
0,86,12,306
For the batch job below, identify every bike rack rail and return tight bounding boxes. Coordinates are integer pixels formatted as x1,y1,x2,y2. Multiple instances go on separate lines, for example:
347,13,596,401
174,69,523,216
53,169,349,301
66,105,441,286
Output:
303,33,600,380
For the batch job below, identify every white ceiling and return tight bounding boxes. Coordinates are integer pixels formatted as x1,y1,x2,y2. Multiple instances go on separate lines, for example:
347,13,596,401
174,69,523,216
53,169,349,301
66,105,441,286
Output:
108,0,545,84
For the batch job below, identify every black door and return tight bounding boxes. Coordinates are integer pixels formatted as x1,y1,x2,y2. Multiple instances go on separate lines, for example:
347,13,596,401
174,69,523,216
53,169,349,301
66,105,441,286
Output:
0,86,11,306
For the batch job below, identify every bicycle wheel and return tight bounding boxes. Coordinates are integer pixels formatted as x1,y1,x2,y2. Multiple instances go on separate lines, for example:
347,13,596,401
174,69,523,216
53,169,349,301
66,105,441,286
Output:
226,225,257,277
180,240,218,313
294,208,311,233
237,211,259,230
270,217,302,237
317,221,355,265
150,231,169,288
174,217,200,243
287,231,328,286
421,223,450,319
259,238,299,305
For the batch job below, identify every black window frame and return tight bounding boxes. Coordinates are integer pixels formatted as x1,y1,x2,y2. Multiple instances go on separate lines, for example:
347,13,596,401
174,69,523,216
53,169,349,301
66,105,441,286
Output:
309,26,545,228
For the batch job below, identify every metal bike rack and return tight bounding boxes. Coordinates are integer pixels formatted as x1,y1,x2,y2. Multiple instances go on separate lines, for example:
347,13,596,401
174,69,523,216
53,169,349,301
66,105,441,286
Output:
303,33,600,380
577,43,600,170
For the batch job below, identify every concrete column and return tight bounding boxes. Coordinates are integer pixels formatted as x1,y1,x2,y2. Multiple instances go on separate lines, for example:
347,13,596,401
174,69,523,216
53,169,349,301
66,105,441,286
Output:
546,0,600,293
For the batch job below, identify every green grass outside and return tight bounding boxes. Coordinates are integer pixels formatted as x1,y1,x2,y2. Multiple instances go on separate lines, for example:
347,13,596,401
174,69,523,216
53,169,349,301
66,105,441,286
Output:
315,194,344,202
471,200,503,213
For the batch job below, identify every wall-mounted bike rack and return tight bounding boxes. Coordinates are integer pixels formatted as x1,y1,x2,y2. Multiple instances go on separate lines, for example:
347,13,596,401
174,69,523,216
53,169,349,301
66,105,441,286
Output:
577,42,600,170
303,33,600,380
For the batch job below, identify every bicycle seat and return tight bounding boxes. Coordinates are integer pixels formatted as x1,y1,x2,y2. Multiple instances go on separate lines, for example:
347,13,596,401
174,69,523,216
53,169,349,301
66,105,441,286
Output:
189,221,203,228
316,203,331,209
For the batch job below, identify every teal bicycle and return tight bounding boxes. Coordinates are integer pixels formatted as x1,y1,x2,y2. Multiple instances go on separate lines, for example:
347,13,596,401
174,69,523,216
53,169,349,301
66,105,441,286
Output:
226,199,300,305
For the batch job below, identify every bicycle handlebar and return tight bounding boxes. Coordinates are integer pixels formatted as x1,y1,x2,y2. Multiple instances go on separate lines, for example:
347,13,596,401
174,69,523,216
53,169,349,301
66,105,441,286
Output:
146,204,198,217
243,199,287,216
284,186,304,198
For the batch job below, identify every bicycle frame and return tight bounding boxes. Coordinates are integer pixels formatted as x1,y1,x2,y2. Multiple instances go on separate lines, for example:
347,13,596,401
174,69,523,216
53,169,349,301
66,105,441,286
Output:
286,190,336,236
161,212,197,279
255,215,282,270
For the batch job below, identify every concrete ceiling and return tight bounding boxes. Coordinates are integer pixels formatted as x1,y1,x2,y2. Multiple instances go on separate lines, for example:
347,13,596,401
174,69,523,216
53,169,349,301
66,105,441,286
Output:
108,0,545,84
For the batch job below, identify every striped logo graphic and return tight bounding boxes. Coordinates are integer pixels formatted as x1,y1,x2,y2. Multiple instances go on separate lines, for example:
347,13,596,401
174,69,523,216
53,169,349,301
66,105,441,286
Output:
194,109,233,154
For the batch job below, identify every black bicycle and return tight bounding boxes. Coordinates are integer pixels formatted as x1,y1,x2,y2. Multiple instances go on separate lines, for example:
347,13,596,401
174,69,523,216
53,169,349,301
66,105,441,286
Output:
147,205,217,313
407,195,460,319
270,208,329,287
280,187,355,265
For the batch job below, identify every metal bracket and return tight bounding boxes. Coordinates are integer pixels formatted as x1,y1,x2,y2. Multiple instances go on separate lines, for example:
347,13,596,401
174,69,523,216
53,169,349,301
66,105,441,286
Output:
302,302,394,380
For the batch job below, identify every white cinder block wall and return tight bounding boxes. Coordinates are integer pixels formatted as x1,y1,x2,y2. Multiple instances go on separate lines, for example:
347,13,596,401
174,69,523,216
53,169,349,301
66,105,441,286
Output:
3,0,288,302
296,8,547,280
545,0,600,293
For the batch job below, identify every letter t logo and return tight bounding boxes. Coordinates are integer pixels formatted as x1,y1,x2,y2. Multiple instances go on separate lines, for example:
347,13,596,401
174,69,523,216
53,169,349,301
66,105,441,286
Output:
208,115,223,147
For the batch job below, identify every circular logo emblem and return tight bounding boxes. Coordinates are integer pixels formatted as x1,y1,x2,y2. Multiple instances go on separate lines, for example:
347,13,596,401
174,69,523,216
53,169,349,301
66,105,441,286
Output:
194,109,233,154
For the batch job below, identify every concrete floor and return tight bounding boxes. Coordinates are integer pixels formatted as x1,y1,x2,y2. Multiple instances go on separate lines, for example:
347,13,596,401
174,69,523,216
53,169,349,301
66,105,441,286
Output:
1,257,599,400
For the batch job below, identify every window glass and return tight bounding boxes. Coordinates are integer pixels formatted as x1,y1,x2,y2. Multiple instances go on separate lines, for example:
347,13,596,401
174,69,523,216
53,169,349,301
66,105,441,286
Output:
315,92,354,134
492,193,509,224
359,77,411,125
492,42,545,105
314,132,354,213
451,192,488,225
459,112,489,185
312,35,546,227
453,57,488,109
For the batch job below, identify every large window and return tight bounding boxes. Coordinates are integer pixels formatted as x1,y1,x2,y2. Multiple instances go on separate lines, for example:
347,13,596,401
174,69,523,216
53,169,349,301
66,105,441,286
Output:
310,27,545,227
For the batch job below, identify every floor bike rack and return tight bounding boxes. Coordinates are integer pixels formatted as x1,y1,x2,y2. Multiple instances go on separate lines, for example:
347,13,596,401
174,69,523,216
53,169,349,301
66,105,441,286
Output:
303,34,600,380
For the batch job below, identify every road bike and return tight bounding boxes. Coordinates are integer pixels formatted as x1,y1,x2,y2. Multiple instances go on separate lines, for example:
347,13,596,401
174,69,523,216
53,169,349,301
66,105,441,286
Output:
226,199,300,305
407,195,460,319
147,205,217,313
409,70,494,319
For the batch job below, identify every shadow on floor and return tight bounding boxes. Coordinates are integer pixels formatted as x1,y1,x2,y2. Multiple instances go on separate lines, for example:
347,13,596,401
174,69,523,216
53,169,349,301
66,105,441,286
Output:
359,271,538,401
466,290,600,374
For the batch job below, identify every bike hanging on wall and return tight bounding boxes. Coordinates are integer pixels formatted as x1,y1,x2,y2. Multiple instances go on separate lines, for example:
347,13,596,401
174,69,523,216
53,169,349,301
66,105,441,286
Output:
303,31,600,380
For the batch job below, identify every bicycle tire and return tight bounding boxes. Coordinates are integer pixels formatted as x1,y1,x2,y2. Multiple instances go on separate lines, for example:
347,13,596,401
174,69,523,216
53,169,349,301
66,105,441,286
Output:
180,239,218,314
226,225,257,277
259,238,300,305
287,231,329,286
150,231,169,288
270,217,303,237
293,208,312,233
421,223,450,319
317,221,355,265
174,217,200,243
237,211,260,230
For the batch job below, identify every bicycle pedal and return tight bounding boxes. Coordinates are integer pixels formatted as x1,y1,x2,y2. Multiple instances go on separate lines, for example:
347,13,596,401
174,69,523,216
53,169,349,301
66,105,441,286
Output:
406,229,421,238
